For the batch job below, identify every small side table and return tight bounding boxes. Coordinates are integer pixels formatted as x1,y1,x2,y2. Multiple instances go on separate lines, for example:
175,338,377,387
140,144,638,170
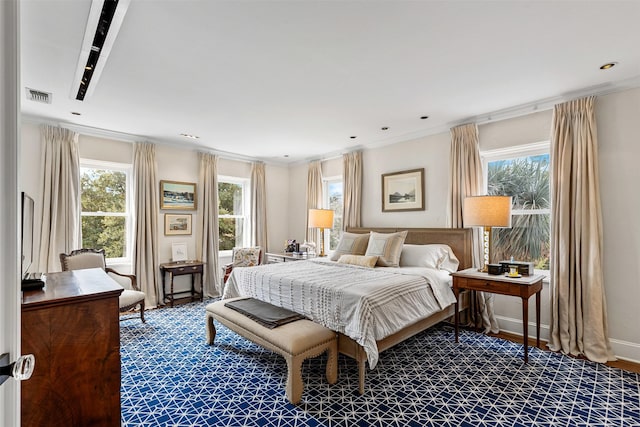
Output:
160,261,204,307
451,268,543,363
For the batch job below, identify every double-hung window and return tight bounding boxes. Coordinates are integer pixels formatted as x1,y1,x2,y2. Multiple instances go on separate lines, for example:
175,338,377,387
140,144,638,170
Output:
323,177,343,250
218,176,250,253
482,142,551,270
80,160,132,262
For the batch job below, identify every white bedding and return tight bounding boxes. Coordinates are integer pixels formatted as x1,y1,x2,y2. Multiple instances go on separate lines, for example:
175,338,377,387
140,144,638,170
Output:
222,259,456,368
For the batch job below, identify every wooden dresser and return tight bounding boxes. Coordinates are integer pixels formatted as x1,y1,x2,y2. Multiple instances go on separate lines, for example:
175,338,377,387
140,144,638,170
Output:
21,268,124,426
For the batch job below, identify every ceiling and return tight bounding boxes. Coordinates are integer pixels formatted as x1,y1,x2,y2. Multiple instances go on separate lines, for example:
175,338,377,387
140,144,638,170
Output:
20,0,640,163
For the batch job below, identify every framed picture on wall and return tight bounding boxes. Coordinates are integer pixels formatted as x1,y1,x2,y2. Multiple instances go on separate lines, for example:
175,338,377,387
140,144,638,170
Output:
164,213,192,236
381,168,425,212
160,180,197,210
171,242,188,262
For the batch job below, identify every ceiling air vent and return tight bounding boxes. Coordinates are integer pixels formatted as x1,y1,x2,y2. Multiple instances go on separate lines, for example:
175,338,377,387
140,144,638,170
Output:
25,88,52,104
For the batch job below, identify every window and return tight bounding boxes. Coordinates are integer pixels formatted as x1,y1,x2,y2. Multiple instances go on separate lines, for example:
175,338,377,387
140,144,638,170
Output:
323,178,343,250
80,160,132,262
218,176,249,252
482,142,550,270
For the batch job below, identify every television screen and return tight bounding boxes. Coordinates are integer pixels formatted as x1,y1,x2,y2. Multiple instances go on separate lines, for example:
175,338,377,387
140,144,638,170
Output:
21,192,35,280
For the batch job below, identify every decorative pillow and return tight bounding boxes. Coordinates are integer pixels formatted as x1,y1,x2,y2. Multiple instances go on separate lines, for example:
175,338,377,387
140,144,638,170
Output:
364,230,408,267
337,254,378,268
329,232,370,261
232,247,261,267
399,244,460,273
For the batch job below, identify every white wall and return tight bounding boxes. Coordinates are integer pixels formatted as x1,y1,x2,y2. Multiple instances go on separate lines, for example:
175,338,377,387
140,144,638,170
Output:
362,132,452,227
20,87,640,362
20,123,290,295
284,88,640,362
597,87,640,361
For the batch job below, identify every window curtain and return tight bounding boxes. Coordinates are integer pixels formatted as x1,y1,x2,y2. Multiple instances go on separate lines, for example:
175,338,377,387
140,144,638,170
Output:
37,125,81,273
305,160,323,245
549,96,615,363
197,153,221,296
133,142,161,308
250,161,268,254
448,123,499,334
342,151,362,230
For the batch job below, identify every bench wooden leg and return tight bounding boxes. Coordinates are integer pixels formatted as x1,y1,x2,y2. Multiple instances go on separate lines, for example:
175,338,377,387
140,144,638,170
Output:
206,314,217,345
285,354,304,405
326,340,338,385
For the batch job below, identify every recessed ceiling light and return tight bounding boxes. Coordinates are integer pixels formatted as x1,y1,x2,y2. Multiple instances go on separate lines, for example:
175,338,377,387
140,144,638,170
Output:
350,136,357,139
71,111,81,116
600,62,617,70
180,133,200,140
420,116,429,120
381,127,389,131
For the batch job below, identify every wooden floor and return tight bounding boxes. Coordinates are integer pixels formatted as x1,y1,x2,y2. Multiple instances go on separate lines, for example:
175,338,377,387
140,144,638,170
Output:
492,330,640,374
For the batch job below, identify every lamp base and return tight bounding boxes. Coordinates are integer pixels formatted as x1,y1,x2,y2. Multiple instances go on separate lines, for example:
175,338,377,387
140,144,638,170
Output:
318,228,326,257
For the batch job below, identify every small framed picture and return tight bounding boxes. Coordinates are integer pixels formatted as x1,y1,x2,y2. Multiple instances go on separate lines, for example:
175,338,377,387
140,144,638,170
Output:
381,168,425,212
164,213,192,235
171,242,188,262
160,180,197,210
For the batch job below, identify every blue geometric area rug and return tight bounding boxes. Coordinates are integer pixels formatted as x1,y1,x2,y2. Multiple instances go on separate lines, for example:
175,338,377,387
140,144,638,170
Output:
120,300,640,427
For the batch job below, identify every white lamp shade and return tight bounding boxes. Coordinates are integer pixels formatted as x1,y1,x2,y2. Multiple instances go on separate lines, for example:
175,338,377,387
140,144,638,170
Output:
463,196,512,228
308,209,334,228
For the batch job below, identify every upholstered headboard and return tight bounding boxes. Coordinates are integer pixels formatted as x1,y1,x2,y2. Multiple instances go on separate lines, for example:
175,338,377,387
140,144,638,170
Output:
346,227,473,270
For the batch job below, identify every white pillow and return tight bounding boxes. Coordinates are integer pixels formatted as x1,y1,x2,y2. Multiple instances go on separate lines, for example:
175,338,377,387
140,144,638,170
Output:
399,244,460,273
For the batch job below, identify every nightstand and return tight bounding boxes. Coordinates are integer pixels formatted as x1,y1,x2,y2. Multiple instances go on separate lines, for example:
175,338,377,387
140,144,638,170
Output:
451,268,543,363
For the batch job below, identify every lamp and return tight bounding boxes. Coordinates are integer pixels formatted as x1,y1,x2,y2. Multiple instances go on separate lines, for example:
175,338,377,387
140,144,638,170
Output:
308,209,334,257
463,195,512,272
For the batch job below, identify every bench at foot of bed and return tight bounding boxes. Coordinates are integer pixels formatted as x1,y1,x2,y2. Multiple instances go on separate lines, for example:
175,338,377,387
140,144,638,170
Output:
206,298,338,404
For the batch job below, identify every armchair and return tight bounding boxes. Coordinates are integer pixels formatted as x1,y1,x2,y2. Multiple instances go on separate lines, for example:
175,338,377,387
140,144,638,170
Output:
222,246,263,284
60,248,146,323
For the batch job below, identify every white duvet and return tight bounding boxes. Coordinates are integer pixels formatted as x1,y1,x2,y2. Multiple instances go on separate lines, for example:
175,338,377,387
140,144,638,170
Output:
223,259,456,369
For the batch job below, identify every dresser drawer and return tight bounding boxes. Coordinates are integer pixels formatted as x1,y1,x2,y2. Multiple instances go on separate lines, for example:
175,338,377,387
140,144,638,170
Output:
456,277,515,295
267,255,285,263
171,264,203,274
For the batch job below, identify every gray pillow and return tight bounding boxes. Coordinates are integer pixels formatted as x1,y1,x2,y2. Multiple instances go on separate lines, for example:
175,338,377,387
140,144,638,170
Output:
329,232,370,261
364,230,408,267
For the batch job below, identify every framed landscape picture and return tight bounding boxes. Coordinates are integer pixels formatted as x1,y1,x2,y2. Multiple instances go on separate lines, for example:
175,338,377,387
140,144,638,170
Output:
164,213,192,235
381,168,425,212
160,180,197,210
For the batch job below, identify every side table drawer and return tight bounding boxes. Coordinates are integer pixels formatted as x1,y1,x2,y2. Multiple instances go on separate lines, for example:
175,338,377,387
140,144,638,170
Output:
458,277,514,295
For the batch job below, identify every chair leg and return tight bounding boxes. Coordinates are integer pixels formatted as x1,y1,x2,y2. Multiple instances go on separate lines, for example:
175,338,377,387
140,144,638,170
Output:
139,300,146,323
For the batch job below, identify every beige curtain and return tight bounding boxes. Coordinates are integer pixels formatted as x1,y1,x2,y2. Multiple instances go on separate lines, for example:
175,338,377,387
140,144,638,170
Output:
305,160,323,245
342,151,362,230
133,142,161,308
250,161,268,254
197,153,221,296
448,123,499,334
38,125,81,273
549,96,614,362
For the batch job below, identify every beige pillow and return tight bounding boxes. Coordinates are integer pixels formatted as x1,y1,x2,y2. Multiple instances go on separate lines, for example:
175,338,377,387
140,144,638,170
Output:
329,232,370,261
337,254,378,268
364,230,408,267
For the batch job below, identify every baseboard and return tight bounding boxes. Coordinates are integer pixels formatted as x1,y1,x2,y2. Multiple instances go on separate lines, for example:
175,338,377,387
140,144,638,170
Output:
495,315,551,342
495,315,640,364
609,338,640,364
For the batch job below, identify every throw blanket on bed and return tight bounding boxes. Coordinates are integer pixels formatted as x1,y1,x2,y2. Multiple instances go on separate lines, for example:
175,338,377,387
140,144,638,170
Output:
223,259,456,368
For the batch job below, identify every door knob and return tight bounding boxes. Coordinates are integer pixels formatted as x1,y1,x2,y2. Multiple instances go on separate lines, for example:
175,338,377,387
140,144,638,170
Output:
0,353,35,385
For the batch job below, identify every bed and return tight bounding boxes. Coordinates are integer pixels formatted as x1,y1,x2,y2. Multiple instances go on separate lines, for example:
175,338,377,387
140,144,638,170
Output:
223,227,472,393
